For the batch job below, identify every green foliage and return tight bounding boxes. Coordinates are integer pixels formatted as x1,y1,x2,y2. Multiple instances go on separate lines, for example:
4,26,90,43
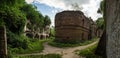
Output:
0,0,26,34
9,39,48,54
97,0,104,14
5,8,26,34
43,15,51,27
16,54,61,58
0,0,51,57
20,4,39,24
96,17,104,30
7,30,47,54
20,4,51,32
48,38,98,48
76,44,102,58
0,18,4,26
100,1,104,13
18,39,48,54
96,0,105,30
49,27,55,37
0,0,25,7
7,31,29,49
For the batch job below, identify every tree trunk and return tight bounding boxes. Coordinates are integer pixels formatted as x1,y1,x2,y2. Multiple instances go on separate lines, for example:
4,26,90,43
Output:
105,0,120,58
0,26,7,58
95,30,106,58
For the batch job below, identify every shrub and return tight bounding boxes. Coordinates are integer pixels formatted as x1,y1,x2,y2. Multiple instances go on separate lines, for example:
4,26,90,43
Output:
48,38,98,48
76,44,102,58
7,31,29,49
17,54,61,58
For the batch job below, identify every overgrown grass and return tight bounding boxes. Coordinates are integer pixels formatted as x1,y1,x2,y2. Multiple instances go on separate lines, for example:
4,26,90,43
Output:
7,38,50,58
76,44,102,58
11,39,49,54
48,38,98,48
7,31,52,58
15,54,61,58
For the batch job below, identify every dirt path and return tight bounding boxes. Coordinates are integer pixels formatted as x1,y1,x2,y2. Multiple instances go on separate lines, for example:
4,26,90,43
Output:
18,40,98,58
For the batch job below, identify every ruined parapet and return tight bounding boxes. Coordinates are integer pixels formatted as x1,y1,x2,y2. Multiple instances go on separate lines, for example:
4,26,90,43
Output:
0,26,7,58
55,11,90,43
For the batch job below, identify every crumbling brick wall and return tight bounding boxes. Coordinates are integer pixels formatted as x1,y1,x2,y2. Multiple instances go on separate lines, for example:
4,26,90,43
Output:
55,11,94,43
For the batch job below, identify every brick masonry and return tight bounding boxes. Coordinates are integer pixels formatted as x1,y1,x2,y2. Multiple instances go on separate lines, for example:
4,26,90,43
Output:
55,11,97,43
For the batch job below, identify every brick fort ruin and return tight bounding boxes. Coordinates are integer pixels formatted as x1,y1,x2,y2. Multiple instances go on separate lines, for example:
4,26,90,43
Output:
55,11,97,43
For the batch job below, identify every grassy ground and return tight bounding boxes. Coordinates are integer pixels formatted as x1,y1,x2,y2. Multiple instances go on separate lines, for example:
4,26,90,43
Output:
75,44,102,58
14,54,61,58
19,39,49,54
48,38,98,48
10,39,49,54
8,38,61,58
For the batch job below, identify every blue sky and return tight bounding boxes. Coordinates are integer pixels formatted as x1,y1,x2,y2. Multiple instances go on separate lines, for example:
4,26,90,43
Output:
25,0,102,26
32,2,56,26
32,2,63,26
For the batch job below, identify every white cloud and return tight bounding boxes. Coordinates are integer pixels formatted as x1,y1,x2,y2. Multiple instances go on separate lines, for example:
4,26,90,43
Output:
25,0,102,21
25,0,34,4
34,0,90,10
81,0,102,20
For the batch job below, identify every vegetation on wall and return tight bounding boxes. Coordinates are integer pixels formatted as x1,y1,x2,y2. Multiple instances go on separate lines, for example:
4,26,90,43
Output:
0,0,51,57
0,0,26,34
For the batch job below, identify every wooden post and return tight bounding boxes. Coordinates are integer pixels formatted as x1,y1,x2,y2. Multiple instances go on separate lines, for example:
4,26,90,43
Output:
0,26,7,58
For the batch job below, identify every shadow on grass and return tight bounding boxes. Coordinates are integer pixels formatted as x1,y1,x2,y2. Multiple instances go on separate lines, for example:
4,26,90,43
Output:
48,38,98,48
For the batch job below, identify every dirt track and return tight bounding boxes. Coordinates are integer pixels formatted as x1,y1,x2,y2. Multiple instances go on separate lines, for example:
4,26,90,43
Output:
18,40,98,58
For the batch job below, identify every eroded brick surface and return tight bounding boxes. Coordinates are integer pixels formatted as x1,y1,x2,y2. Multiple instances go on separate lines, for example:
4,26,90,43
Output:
55,11,97,43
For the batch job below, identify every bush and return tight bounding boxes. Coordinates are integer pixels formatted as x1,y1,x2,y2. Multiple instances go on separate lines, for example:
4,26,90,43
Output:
16,54,61,58
48,38,98,48
76,44,102,58
7,29,49,54
7,31,29,49
0,6,26,34
12,39,48,54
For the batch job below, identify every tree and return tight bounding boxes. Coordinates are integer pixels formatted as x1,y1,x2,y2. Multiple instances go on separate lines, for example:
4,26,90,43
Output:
95,0,106,58
43,15,51,27
0,0,26,34
97,1,104,14
105,0,120,58
20,3,51,38
20,4,39,24
96,17,104,30
96,0,105,30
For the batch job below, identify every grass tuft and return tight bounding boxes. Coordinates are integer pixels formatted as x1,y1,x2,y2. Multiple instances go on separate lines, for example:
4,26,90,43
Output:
15,54,61,58
48,38,98,48
76,44,102,58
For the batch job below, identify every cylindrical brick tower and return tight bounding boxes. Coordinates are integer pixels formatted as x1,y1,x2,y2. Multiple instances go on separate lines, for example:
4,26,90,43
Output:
55,11,90,44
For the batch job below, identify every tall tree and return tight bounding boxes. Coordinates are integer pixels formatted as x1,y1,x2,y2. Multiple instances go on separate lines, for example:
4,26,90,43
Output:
0,0,26,34
96,0,105,30
97,1,104,14
96,17,104,30
95,0,106,58
44,15,51,27
105,0,120,58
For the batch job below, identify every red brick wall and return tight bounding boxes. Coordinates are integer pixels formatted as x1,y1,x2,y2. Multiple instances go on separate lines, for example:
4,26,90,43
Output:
55,11,95,43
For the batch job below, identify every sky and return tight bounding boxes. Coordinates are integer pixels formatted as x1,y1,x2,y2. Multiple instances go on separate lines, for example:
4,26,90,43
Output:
25,0,102,26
